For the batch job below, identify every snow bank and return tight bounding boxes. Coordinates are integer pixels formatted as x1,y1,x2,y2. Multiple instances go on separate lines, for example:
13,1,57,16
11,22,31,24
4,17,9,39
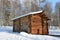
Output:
0,31,60,40
0,26,60,40
20,32,60,40
20,32,32,37
0,32,20,40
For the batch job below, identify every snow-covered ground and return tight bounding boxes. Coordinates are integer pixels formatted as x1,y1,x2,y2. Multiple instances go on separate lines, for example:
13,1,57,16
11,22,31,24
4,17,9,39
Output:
0,26,60,40
49,29,60,35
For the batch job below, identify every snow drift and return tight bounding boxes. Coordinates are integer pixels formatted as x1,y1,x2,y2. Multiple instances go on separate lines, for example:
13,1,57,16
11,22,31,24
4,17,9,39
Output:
20,32,60,40
0,26,60,40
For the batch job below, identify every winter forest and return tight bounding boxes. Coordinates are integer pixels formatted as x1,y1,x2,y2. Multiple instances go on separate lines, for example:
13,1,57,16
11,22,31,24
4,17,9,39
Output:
0,0,60,40
0,0,60,28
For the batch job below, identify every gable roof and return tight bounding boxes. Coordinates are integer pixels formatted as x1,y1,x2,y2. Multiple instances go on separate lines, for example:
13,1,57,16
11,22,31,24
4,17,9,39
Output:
12,10,43,20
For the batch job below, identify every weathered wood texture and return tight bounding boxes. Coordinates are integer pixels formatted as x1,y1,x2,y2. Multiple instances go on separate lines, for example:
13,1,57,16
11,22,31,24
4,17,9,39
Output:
20,16,30,32
13,11,49,35
13,19,21,32
30,14,43,34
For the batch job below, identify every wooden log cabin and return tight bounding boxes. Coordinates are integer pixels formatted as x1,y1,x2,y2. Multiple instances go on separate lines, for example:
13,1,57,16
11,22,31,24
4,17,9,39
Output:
12,10,49,35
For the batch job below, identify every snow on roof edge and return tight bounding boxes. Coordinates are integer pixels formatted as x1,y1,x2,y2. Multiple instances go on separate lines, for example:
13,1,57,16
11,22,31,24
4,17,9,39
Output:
11,10,43,20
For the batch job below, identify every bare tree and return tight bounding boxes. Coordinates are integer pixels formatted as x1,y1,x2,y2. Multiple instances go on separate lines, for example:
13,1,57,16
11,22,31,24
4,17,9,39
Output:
43,2,52,26
55,2,60,27
2,0,11,26
0,0,46,26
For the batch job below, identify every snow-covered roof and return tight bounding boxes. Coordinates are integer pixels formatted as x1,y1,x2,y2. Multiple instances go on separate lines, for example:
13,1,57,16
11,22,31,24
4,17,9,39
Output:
12,10,43,20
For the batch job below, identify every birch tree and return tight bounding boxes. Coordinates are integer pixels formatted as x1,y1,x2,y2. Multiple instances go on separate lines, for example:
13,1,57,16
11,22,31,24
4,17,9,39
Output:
55,2,60,27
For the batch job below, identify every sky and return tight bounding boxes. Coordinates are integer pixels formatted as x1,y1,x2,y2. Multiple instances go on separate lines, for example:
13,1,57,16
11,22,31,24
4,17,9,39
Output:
47,0,60,12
